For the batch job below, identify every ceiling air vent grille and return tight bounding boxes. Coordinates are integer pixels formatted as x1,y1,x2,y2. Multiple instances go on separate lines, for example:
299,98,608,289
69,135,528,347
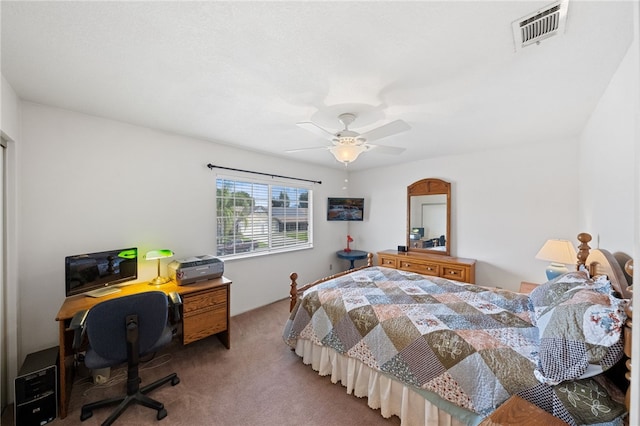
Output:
512,1,568,51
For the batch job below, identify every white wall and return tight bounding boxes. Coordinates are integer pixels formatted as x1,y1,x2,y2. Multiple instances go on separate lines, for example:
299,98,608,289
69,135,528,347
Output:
18,102,349,355
578,33,639,425
579,38,637,255
1,75,19,140
1,74,20,408
347,141,580,291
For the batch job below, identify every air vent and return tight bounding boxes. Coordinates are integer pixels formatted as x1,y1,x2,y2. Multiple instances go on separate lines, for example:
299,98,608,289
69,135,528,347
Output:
512,1,568,51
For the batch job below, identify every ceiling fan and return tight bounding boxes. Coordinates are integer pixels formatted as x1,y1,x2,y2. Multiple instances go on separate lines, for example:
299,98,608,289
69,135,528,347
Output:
289,113,410,165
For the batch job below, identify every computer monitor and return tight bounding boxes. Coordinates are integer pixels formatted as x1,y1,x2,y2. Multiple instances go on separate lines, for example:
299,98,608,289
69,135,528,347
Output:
65,248,138,297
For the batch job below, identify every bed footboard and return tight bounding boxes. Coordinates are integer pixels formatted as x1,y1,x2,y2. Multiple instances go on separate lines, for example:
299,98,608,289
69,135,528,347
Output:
289,253,373,312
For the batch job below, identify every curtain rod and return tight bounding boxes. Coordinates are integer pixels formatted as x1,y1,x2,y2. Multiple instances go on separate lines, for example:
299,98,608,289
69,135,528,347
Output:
207,164,322,184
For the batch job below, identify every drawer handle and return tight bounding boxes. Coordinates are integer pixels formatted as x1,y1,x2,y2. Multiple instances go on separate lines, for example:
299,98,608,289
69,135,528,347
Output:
427,267,433,271
450,271,457,274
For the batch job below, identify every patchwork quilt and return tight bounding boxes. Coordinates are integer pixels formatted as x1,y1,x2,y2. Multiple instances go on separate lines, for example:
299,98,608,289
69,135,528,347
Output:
283,267,627,425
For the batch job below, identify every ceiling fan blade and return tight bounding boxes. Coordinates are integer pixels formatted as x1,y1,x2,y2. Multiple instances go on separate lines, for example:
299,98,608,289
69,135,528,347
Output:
359,119,411,142
296,121,336,141
368,144,406,155
285,146,330,153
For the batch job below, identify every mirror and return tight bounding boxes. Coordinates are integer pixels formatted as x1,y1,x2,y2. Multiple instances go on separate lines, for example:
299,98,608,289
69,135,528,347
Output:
407,178,451,256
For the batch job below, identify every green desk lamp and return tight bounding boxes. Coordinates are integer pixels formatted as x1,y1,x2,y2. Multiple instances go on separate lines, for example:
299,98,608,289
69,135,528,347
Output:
145,249,174,285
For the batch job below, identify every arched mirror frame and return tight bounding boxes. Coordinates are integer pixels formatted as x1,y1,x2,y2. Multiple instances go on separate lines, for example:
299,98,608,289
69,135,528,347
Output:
407,178,451,256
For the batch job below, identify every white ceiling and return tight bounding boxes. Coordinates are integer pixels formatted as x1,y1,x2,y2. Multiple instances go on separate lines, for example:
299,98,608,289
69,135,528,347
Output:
1,1,634,170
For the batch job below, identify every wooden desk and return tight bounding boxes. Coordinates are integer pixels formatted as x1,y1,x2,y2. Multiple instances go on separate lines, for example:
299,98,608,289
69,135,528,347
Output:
55,276,231,419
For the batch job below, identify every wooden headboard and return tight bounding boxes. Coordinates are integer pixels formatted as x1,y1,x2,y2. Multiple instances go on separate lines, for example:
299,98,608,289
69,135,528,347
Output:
577,233,634,414
577,232,633,298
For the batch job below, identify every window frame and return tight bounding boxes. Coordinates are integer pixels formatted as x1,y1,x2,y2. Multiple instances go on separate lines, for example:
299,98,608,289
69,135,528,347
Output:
215,173,313,260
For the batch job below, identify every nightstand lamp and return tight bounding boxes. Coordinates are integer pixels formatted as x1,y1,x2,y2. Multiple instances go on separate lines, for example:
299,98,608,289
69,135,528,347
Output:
145,249,174,285
535,239,577,280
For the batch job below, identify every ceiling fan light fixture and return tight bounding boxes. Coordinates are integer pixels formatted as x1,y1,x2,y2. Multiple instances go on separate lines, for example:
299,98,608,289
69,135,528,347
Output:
294,110,410,165
329,144,367,164
333,136,358,145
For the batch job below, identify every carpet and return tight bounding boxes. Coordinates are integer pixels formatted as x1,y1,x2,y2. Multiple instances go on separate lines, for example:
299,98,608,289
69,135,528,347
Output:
4,298,400,426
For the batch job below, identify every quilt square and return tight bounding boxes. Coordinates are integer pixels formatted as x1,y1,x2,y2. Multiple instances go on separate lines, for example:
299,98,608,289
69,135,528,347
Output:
334,312,365,351
398,335,446,384
424,329,476,368
348,305,379,337
381,316,421,351
372,304,405,322
363,323,398,366
448,352,507,415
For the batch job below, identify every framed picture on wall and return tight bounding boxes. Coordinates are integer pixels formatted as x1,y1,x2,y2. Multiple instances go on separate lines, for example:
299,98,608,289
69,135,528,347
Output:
327,197,364,221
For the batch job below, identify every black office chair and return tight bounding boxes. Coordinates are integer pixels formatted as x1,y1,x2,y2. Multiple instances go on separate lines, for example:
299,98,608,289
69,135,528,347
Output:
72,291,180,425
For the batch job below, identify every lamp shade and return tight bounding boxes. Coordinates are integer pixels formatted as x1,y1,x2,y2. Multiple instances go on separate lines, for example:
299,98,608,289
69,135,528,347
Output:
329,144,367,164
535,239,577,280
144,249,174,260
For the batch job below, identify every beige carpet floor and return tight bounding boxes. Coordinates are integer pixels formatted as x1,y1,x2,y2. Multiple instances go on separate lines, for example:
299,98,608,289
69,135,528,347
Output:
3,298,401,426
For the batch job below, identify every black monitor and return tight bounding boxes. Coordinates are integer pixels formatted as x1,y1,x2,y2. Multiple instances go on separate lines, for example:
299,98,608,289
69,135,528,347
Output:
65,248,138,297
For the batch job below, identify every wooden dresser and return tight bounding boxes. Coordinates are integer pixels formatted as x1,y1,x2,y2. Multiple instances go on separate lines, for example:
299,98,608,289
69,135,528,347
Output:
378,250,476,284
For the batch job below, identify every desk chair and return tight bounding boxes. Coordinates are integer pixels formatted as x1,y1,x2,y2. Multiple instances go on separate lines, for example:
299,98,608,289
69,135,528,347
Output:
72,291,180,425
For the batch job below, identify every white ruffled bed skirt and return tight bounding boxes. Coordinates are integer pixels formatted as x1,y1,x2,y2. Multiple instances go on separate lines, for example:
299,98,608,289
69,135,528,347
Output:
294,339,470,426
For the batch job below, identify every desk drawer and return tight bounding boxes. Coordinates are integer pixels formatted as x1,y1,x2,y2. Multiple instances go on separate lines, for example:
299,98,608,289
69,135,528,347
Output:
182,288,226,316
399,260,440,277
378,255,397,268
442,266,466,282
183,305,227,345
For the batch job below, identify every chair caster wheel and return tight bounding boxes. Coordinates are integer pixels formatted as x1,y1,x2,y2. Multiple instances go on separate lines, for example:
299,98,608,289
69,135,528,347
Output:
80,410,93,421
172,376,180,386
157,408,167,420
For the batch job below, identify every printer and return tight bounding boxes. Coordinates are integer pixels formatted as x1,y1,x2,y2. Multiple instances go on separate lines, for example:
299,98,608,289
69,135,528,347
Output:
168,255,224,286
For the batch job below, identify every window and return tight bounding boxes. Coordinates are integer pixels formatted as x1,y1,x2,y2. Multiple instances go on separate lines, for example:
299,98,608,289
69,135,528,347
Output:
216,177,312,258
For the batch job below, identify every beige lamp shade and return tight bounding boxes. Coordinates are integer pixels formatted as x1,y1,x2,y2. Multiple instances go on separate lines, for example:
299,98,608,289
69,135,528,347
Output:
535,239,577,280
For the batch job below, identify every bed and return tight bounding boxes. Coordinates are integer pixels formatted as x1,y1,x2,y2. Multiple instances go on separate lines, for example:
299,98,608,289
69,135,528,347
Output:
283,233,633,425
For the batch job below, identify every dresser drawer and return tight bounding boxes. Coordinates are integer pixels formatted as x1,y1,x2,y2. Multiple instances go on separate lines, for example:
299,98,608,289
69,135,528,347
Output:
399,260,440,276
441,266,466,282
378,255,397,268
377,251,476,284
183,305,227,345
182,288,226,316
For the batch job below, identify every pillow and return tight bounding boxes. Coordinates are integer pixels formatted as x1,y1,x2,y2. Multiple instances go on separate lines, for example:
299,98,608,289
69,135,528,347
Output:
529,271,589,306
533,276,628,385
553,376,627,425
529,271,591,324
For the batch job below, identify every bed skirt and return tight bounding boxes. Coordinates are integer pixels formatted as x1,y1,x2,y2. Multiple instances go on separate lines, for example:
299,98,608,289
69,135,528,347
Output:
293,339,483,426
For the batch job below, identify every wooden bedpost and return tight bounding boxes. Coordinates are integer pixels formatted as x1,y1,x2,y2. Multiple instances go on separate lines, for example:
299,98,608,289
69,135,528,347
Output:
289,272,298,312
623,259,633,413
288,253,375,312
366,252,373,267
576,232,592,270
